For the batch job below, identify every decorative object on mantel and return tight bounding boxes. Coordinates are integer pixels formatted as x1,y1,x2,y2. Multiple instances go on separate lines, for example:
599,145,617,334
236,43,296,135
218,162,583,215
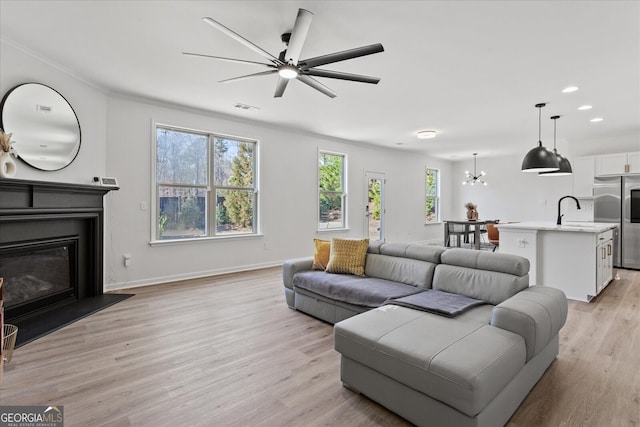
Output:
463,153,487,186
0,130,18,178
521,103,560,173
539,115,573,176
465,202,479,220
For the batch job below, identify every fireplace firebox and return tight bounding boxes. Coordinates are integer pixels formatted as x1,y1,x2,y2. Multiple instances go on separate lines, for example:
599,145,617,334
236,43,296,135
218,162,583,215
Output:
0,237,79,319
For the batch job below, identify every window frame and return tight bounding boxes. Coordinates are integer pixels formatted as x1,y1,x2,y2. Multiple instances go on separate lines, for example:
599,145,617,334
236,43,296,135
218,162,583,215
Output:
425,167,440,224
317,150,348,231
151,122,259,243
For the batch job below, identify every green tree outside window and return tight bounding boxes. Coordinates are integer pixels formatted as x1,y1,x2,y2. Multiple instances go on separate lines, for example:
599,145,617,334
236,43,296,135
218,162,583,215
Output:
425,168,439,223
319,152,346,229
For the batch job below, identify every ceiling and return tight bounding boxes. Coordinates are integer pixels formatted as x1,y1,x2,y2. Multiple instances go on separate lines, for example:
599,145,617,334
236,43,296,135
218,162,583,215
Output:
1,0,638,161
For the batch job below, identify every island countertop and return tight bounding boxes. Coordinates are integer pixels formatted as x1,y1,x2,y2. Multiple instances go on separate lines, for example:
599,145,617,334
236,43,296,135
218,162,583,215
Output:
497,221,618,233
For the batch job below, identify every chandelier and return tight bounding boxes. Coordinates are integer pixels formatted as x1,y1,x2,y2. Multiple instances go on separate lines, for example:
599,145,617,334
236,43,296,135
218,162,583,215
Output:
463,153,487,186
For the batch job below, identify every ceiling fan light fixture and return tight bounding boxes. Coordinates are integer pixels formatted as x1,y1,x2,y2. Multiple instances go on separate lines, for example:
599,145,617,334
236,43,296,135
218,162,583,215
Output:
278,64,299,79
417,130,437,139
192,10,383,98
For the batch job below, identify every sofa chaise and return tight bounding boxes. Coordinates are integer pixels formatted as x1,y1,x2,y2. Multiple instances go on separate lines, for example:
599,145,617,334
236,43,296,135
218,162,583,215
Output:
282,241,568,427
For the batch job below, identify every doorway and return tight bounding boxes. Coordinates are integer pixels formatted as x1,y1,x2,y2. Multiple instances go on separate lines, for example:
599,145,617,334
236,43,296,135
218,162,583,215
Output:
365,172,385,241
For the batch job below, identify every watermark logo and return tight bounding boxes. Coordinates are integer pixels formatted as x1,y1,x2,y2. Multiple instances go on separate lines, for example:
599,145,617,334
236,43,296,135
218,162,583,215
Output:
0,405,63,427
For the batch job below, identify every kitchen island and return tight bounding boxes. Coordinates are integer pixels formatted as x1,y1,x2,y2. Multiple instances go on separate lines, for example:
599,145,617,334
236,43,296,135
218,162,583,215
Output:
497,222,618,302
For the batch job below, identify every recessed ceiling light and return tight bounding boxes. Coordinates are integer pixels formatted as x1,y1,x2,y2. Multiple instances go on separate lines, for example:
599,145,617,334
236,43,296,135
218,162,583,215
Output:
417,130,437,139
578,105,592,110
562,86,579,93
590,117,604,122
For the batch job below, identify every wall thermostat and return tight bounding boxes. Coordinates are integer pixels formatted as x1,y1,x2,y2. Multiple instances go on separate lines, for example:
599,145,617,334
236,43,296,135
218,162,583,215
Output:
93,176,119,187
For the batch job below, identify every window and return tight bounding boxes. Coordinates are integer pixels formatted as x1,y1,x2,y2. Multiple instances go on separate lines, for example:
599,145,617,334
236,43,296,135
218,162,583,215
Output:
318,151,346,229
155,126,257,240
425,168,440,223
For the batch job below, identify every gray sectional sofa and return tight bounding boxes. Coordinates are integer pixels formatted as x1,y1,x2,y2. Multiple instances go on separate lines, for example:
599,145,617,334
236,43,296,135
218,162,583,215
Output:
282,241,568,427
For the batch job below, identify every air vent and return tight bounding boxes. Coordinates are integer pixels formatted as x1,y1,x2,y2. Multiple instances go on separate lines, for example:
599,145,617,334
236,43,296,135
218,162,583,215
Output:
234,103,260,111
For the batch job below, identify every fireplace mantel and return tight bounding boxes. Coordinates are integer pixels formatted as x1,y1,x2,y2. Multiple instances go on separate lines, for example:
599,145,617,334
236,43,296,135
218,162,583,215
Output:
0,178,117,322
0,178,117,211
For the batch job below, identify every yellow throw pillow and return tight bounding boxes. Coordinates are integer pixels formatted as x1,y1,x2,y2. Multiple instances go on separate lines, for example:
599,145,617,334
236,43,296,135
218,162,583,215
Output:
312,239,331,270
325,238,370,276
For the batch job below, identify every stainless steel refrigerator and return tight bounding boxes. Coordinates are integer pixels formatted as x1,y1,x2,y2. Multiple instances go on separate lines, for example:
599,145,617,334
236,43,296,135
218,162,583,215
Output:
594,175,640,269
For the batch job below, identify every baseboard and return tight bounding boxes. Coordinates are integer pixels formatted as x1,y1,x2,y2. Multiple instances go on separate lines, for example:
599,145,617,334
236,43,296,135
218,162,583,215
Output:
104,260,284,291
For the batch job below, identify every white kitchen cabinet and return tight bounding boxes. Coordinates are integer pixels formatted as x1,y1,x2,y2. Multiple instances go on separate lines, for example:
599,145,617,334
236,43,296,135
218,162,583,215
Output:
629,152,640,173
596,232,614,295
595,152,640,175
572,156,595,198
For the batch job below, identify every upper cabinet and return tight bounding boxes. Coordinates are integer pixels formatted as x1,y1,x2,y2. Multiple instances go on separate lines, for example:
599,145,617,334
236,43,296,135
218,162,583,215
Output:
572,156,596,198
629,152,640,172
595,152,640,176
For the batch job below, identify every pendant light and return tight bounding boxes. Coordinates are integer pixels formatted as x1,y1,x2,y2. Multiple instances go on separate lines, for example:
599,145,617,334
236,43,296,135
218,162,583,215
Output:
538,116,573,176
539,115,573,176
463,153,487,186
521,103,559,173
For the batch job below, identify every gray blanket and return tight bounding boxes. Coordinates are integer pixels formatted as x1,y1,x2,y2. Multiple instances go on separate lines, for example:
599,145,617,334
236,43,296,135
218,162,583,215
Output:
293,271,423,308
384,289,486,317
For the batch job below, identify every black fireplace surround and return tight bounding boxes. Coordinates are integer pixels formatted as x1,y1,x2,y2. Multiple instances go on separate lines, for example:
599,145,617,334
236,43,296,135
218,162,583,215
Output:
0,178,117,343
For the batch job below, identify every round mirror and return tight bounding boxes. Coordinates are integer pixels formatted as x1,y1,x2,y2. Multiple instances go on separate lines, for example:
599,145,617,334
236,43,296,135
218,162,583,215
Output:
0,83,81,171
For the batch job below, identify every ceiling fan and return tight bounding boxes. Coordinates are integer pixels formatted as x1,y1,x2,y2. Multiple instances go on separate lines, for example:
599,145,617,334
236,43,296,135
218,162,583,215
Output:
183,9,384,98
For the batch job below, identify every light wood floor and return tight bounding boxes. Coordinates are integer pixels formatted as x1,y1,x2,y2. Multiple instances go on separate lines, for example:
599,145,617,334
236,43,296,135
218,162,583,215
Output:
0,267,638,426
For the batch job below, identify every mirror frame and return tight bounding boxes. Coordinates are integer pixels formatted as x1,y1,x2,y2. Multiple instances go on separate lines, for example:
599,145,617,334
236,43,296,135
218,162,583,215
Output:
0,82,81,171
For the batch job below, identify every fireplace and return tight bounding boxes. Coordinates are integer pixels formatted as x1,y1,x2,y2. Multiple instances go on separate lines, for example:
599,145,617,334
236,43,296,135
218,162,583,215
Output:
0,237,79,319
0,178,115,327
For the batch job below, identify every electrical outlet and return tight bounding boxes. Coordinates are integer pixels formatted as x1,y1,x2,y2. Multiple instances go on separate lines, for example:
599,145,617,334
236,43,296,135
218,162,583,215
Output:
123,254,132,267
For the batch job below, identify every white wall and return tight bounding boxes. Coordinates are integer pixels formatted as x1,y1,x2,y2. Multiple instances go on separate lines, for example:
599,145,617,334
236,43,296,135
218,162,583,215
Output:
0,40,108,183
104,94,452,289
4,36,625,292
1,38,452,292
568,134,640,158
453,154,586,223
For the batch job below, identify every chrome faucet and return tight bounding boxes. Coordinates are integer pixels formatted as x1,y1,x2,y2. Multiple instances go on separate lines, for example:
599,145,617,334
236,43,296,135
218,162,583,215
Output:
557,195,581,225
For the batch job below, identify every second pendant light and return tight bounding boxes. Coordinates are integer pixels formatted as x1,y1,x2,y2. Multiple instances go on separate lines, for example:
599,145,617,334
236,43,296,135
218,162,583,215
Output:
539,115,573,176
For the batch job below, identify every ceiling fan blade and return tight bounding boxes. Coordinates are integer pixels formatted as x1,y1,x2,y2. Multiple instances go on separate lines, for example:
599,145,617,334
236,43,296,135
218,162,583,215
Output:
274,77,290,98
299,43,384,69
202,17,282,65
182,52,275,68
219,70,278,83
284,9,313,65
303,68,380,84
297,75,337,98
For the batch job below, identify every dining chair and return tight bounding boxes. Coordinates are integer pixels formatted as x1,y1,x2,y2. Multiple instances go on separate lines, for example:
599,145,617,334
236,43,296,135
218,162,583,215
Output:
446,223,469,247
486,223,500,252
